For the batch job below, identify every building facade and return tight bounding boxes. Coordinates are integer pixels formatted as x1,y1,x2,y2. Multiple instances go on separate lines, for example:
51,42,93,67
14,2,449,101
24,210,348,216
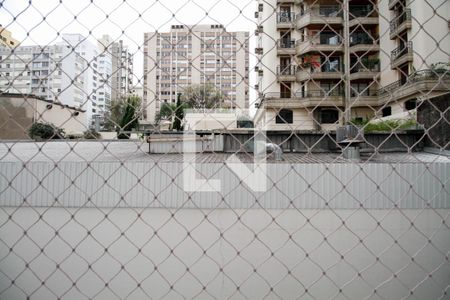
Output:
143,24,250,123
110,39,134,102
0,44,85,109
0,34,135,127
254,0,450,131
0,93,86,139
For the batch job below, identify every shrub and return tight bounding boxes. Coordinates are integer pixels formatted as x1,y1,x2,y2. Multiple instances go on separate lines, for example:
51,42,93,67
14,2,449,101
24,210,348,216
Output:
83,130,101,139
351,118,418,133
29,122,65,140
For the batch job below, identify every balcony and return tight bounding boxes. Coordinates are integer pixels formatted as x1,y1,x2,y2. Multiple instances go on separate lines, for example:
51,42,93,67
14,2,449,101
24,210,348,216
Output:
348,5,379,27
391,42,413,68
296,5,343,29
349,33,379,53
296,36,343,55
378,69,450,103
277,39,296,55
390,9,411,39
388,0,402,10
277,65,297,82
261,90,344,108
296,89,344,107
296,65,342,82
349,63,380,80
349,90,379,107
277,12,295,29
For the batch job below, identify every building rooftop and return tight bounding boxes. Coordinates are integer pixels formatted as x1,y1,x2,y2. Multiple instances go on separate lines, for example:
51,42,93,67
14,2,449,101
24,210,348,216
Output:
0,141,448,164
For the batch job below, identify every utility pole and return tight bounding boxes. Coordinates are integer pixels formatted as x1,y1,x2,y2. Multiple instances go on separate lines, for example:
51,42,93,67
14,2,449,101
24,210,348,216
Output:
343,0,351,124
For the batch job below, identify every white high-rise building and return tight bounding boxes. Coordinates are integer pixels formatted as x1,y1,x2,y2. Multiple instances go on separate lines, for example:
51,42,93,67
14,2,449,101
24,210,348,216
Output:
0,44,85,108
60,34,102,125
0,34,127,127
143,24,250,123
97,35,113,119
254,0,450,130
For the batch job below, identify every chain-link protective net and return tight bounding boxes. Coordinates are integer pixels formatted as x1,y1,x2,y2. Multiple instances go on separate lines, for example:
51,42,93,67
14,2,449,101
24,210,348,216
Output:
0,0,449,299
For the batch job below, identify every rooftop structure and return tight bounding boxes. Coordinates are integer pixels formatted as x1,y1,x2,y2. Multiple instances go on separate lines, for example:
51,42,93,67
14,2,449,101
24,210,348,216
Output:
0,26,19,48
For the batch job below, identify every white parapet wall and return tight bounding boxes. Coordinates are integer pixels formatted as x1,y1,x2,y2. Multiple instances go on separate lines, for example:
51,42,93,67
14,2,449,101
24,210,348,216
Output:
0,207,448,299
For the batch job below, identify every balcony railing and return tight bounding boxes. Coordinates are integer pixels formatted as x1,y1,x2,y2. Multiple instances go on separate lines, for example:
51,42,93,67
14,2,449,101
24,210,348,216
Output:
296,89,344,98
277,39,295,49
264,92,297,99
297,36,342,46
350,33,376,45
318,5,342,17
277,12,295,23
349,5,376,19
378,68,450,95
277,65,297,76
390,9,411,34
350,89,378,97
298,6,342,17
263,88,345,100
350,60,380,73
391,41,413,62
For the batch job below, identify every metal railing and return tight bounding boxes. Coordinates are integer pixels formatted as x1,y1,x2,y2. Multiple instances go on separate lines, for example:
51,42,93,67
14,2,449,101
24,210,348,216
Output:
349,4,376,19
378,68,450,95
296,89,344,98
276,12,295,23
350,60,380,73
391,41,413,62
277,38,296,48
350,32,376,45
390,9,411,34
297,5,342,18
276,65,297,76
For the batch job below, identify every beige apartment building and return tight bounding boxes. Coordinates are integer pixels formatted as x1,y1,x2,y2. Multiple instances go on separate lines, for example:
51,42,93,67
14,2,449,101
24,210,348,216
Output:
0,26,19,48
254,0,450,131
142,24,249,124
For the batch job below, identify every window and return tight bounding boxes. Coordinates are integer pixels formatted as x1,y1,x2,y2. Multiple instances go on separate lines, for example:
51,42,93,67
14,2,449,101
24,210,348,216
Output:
405,99,416,111
320,109,339,124
382,106,392,117
276,109,293,124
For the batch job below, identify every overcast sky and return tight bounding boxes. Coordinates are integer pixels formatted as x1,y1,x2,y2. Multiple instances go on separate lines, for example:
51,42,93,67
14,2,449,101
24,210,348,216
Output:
1,0,260,110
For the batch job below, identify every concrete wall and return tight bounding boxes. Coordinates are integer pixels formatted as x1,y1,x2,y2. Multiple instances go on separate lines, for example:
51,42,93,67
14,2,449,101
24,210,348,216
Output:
417,93,450,150
0,207,448,299
0,95,87,139
184,112,238,130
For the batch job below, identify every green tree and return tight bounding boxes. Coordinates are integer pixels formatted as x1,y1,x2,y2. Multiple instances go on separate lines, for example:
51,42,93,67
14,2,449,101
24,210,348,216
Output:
181,84,224,109
155,102,177,126
117,95,141,139
104,98,126,131
172,93,185,131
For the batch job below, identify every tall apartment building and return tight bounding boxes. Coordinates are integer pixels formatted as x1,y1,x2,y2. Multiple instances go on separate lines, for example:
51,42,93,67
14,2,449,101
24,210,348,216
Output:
0,44,85,108
110,40,133,101
96,34,114,126
0,34,121,126
143,24,249,123
0,26,19,48
254,0,450,131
